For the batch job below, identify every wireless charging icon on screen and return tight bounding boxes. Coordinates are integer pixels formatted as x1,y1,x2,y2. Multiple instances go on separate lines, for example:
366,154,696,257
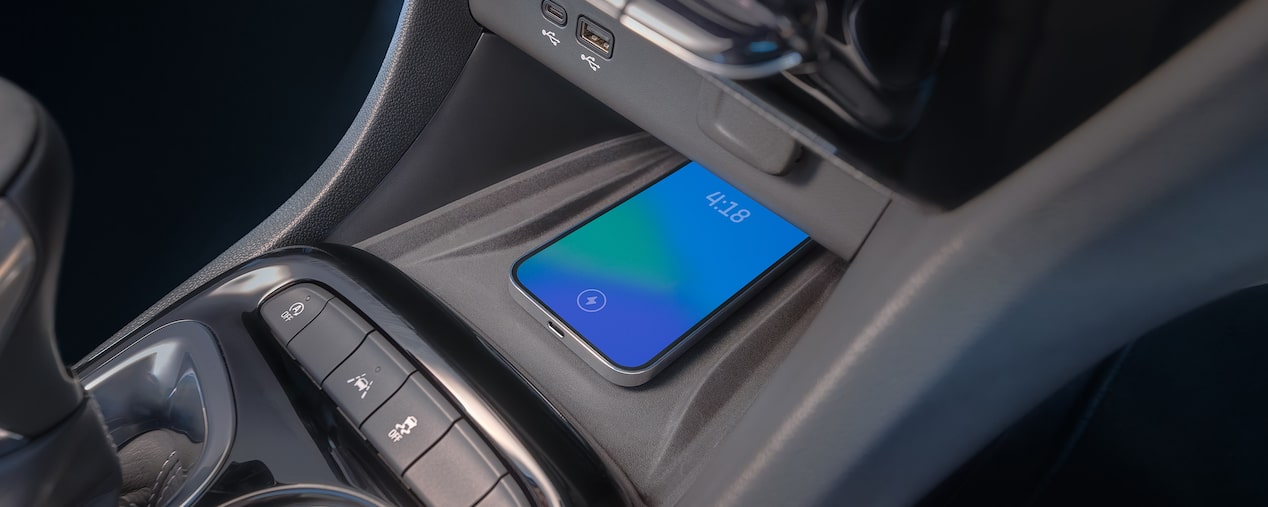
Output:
576,289,607,312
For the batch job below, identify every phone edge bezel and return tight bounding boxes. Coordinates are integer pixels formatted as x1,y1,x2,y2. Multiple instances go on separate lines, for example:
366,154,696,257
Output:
506,162,814,386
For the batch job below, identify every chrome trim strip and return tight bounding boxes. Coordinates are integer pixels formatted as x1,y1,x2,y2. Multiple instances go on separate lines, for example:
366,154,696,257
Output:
510,240,812,387
619,14,803,80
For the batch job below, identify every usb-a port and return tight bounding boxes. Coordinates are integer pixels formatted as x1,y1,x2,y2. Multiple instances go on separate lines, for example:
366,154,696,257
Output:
577,16,613,58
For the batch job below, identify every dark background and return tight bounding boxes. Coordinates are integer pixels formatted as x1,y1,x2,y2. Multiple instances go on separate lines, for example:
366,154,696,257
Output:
0,0,399,361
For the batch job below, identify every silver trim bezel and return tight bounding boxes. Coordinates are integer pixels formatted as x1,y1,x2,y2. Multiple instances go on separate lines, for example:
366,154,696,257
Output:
510,240,811,387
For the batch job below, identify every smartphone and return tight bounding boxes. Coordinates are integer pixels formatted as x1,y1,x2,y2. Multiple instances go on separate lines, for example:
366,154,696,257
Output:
510,161,810,386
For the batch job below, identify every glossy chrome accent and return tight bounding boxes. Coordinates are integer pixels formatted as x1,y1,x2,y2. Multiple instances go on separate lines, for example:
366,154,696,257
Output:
620,14,803,80
613,0,818,79
426,351,568,507
83,321,235,507
0,427,25,456
219,484,390,507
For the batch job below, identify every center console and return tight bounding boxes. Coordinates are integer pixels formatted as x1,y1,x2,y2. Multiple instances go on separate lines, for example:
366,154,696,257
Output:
63,0,1267,504
79,244,625,506
75,128,848,506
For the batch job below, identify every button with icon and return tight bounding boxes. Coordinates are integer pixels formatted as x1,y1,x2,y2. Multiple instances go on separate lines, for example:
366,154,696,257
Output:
262,284,334,343
323,331,414,424
362,372,461,473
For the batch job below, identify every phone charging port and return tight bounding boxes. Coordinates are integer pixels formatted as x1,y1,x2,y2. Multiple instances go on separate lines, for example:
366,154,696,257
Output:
541,0,567,27
577,17,613,58
546,321,566,338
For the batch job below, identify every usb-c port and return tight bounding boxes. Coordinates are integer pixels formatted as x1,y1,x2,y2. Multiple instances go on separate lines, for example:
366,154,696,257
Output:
546,321,566,338
577,17,614,58
542,0,567,27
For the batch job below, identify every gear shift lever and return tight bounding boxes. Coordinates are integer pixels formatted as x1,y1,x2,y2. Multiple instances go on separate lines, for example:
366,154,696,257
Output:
0,78,121,505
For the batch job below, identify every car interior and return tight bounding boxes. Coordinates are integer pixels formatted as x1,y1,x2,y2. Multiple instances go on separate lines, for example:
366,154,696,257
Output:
1,0,1267,505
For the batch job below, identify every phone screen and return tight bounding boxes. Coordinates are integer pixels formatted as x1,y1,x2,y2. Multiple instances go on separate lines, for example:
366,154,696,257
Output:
512,162,808,370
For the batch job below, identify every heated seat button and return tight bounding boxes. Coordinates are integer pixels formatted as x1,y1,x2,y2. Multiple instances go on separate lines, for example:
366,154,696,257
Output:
405,421,506,507
475,477,530,507
288,299,372,381
324,331,414,424
362,372,461,473
261,284,333,343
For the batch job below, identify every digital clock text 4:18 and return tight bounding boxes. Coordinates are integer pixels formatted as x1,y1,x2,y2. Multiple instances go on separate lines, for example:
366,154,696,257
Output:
706,191,751,223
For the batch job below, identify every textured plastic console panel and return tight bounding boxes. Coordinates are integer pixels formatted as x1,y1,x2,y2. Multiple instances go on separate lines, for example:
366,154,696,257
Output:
357,134,847,504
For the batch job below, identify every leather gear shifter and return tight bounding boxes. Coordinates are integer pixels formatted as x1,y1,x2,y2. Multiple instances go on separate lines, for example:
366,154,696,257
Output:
0,78,122,505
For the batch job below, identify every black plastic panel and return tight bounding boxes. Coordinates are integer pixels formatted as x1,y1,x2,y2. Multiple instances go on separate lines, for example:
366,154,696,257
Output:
328,35,638,245
363,372,461,474
289,301,373,382
261,284,333,342
472,0,1241,211
89,0,485,355
466,0,888,258
322,331,414,424
74,247,627,506
405,421,507,507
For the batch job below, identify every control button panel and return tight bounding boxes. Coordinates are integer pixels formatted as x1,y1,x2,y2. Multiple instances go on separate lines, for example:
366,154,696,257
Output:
405,421,507,507
261,283,528,506
287,299,373,381
476,477,531,507
324,331,415,424
362,372,461,473
261,284,333,343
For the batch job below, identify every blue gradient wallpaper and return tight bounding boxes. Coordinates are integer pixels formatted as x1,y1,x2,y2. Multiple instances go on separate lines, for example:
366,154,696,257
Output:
513,162,808,369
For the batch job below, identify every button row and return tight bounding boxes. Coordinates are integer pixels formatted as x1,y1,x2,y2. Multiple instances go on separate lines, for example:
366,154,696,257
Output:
261,283,333,345
262,283,528,507
363,372,460,473
477,477,531,507
406,421,508,507
327,332,415,423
